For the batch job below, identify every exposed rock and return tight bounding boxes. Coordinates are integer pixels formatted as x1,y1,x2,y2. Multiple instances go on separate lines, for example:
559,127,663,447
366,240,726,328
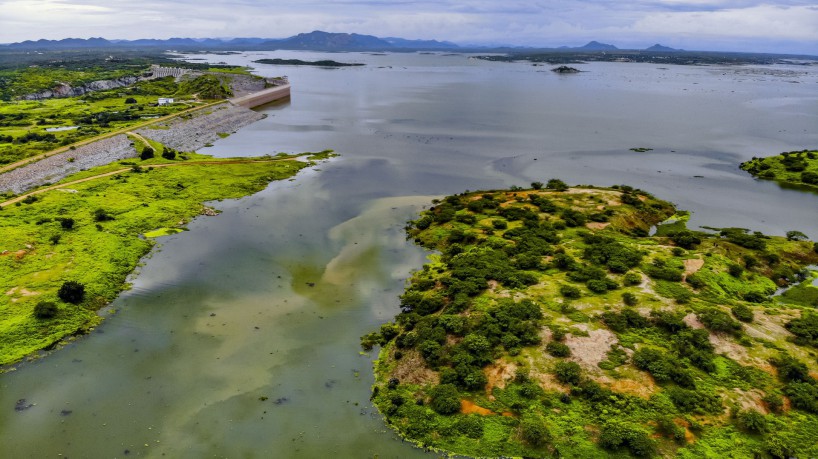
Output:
552,66,581,74
21,76,140,100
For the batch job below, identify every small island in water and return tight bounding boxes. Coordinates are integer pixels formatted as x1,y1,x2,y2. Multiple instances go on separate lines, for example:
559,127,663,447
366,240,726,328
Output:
741,149,818,188
253,58,364,67
363,180,818,458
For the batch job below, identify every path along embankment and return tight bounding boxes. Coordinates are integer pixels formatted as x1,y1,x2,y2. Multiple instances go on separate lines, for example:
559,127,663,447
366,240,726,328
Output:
0,84,291,195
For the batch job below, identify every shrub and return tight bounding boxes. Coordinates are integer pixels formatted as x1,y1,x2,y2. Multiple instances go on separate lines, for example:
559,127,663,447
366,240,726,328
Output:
455,416,484,438
599,422,656,457
520,415,550,447
429,384,461,415
762,393,784,414
698,308,742,335
553,361,582,385
785,313,818,347
531,181,544,190
622,292,638,306
125,97,137,104
728,263,744,278
57,281,85,304
559,284,581,299
33,301,58,319
735,410,767,433
93,208,114,222
162,148,176,160
59,217,75,230
623,272,642,286
783,382,818,413
546,178,569,191
546,341,571,357
140,146,155,160
731,304,754,323
667,387,723,414
786,230,809,241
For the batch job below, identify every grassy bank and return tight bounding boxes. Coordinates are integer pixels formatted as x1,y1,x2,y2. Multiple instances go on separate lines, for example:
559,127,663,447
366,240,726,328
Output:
364,182,818,458
0,149,334,366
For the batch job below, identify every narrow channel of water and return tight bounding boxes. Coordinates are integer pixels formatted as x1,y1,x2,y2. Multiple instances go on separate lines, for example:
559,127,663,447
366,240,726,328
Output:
2,52,817,457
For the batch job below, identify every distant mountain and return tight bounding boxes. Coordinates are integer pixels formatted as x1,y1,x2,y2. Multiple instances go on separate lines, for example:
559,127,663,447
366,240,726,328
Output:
8,37,112,49
1,31,461,52
263,31,392,50
577,41,618,51
383,37,458,49
645,44,679,52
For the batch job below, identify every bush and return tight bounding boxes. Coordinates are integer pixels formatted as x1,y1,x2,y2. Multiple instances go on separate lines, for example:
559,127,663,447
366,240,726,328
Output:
553,361,582,385
667,387,723,414
623,272,642,286
783,382,818,413
33,301,58,319
546,341,571,357
57,281,85,304
140,146,155,160
735,410,767,433
731,304,754,323
125,97,137,104
162,148,176,160
698,308,742,335
546,178,569,191
520,415,550,447
59,217,75,230
455,416,484,438
599,422,656,457
429,384,461,415
728,263,744,278
785,313,818,347
559,284,581,299
93,208,115,222
622,292,638,306
531,181,544,190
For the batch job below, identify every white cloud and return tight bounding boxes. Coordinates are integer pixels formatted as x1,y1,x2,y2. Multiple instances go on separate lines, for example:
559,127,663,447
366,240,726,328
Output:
0,0,815,53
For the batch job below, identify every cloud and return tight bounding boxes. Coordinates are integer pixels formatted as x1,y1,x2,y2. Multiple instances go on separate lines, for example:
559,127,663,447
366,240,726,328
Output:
0,0,815,53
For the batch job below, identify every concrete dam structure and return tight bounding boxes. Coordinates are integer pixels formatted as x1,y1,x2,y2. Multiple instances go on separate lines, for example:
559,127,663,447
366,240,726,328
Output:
229,84,291,108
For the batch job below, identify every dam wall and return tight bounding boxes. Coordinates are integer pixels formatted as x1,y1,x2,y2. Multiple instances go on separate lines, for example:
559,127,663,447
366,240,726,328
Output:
230,84,291,108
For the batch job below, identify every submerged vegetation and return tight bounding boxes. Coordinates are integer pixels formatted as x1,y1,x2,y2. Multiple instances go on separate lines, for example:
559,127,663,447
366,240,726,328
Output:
0,144,335,366
741,149,818,189
364,183,818,458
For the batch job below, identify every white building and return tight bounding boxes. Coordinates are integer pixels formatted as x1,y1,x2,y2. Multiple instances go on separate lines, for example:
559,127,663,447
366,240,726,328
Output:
158,97,174,106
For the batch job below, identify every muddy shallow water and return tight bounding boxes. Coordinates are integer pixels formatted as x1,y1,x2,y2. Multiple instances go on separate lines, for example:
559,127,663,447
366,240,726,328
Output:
1,52,816,458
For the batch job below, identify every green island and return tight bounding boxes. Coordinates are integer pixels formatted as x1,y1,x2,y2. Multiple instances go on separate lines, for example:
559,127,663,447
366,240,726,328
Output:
741,149,818,189
0,146,335,366
363,180,818,458
253,58,365,67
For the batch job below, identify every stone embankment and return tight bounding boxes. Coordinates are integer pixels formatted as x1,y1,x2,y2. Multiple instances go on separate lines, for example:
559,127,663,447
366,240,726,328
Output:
135,103,264,152
0,135,134,194
2,84,287,194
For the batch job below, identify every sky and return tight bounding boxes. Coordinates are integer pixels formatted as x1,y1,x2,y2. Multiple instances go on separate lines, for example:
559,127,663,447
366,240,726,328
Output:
0,0,816,54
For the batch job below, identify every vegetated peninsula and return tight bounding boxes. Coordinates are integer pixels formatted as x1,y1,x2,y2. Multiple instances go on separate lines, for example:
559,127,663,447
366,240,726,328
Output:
741,149,818,188
363,181,818,458
253,58,364,67
0,142,334,366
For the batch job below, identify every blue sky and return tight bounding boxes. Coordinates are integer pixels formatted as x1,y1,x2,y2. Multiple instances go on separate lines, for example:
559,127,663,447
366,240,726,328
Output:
1,0,816,54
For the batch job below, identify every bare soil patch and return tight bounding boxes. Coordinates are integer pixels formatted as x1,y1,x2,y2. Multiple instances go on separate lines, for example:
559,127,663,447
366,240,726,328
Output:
566,328,617,371
391,350,439,386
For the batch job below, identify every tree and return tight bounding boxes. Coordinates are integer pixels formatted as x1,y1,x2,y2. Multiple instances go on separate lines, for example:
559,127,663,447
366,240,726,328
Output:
520,414,550,446
546,178,569,191
33,301,58,319
553,361,582,385
786,230,808,241
125,97,137,104
531,181,544,190
58,281,85,304
140,146,155,160
59,217,74,230
162,148,176,160
429,384,461,415
93,208,114,222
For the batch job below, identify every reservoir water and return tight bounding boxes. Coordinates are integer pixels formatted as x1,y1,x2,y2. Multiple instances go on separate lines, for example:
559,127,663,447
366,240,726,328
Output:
1,52,817,458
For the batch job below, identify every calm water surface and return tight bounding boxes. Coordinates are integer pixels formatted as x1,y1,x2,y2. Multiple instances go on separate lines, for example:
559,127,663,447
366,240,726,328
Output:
1,52,816,458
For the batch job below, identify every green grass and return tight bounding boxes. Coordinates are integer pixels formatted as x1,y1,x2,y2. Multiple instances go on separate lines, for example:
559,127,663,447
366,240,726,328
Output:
0,150,334,366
